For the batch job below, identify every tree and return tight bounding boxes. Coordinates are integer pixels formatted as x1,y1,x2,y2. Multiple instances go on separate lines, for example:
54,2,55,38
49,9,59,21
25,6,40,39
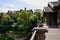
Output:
14,10,38,33
29,15,38,28
2,14,11,25
0,14,13,35
34,9,45,23
16,10,32,26
9,19,14,25
34,9,42,22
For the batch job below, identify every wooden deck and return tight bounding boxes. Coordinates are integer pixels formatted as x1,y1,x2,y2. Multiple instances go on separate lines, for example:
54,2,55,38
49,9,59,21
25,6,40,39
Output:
43,24,60,40
45,28,60,40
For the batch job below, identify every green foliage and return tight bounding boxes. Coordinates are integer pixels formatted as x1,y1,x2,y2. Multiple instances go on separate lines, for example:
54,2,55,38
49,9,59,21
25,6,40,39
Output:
14,10,38,33
34,9,42,23
8,30,27,34
0,36,14,40
29,15,38,27
16,10,32,26
0,25,12,33
2,14,11,22
9,19,14,24
34,9,45,23
35,12,41,20
30,15,38,20
1,14,15,25
17,17,25,25
0,9,39,34
2,14,11,25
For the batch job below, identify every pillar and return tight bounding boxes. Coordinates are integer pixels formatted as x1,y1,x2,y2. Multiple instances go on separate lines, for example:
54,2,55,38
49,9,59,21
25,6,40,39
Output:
51,12,58,26
47,13,51,26
58,3,60,25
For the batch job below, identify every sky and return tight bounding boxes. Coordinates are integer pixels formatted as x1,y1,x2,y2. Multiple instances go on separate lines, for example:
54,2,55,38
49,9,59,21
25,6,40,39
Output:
0,0,58,12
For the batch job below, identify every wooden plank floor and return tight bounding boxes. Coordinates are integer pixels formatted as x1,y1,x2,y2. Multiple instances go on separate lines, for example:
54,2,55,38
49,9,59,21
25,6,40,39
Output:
45,28,60,40
43,24,60,40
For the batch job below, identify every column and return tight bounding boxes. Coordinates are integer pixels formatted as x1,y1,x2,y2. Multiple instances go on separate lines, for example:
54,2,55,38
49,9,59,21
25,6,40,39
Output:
58,3,60,25
51,13,58,26
47,13,51,26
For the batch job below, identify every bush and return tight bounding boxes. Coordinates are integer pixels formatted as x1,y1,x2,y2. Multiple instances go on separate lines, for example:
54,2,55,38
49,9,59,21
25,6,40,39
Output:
0,25,12,33
0,36,14,40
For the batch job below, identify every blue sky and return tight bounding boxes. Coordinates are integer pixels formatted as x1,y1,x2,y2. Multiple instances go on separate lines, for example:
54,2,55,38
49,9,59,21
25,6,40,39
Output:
0,0,58,12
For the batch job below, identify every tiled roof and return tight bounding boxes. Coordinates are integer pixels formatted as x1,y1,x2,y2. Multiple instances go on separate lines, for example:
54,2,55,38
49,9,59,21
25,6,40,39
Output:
48,1,60,9
43,7,53,12
50,1,60,7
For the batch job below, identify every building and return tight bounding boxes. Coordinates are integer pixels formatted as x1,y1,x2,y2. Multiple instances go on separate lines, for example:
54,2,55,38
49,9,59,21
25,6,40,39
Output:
43,0,60,27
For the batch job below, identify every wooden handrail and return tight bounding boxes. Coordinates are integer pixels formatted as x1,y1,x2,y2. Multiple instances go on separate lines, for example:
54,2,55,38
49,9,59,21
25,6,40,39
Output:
30,27,48,40
30,30,37,40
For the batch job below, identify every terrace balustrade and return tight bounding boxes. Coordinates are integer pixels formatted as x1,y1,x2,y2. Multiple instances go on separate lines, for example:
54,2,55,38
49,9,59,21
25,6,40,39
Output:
30,27,48,40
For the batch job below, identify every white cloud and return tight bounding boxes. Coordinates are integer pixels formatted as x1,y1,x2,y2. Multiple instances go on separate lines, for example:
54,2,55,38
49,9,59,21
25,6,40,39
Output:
0,7,19,12
0,8,8,12
2,3,17,8
0,0,58,12
18,0,58,10
0,3,22,12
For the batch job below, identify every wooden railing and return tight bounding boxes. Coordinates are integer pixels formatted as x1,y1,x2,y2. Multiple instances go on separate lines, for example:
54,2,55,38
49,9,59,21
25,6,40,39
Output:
30,30,37,40
30,27,48,40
